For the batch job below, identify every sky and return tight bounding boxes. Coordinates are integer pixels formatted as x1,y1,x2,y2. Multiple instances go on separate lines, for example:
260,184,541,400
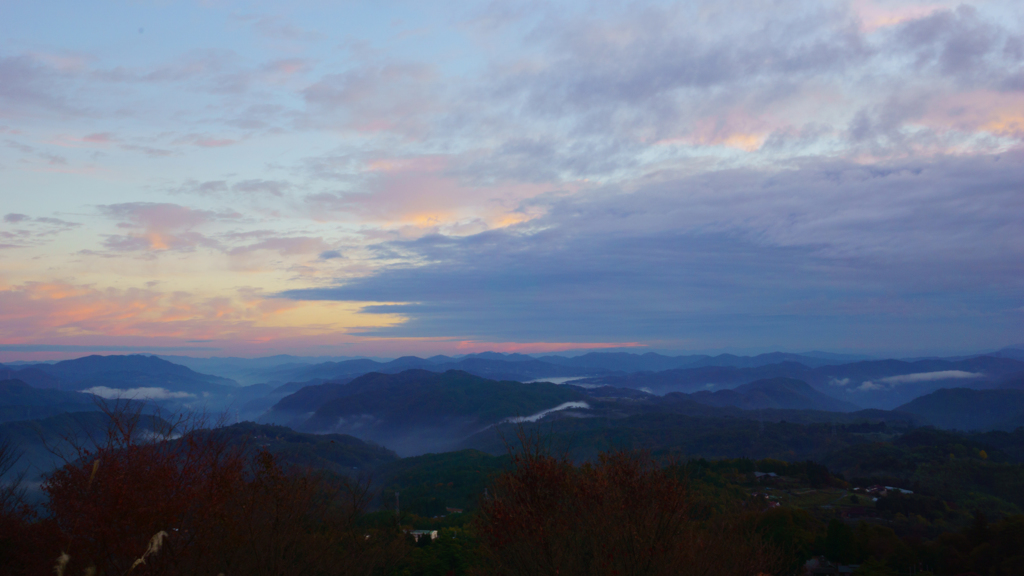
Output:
1,0,1022,361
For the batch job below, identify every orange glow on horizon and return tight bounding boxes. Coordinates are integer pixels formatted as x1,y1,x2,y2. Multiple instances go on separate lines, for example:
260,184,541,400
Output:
0,279,652,361
0,280,405,344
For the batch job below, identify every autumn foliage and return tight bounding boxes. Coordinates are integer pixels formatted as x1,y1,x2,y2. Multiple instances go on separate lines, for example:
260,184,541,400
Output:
6,403,408,576
474,432,781,576
2,407,785,576
43,408,244,575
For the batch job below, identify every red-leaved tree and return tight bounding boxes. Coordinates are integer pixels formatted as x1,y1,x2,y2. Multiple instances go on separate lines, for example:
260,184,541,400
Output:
42,402,408,576
474,431,781,576
43,404,246,575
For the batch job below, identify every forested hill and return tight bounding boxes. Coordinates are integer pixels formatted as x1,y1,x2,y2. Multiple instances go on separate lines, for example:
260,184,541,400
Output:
0,379,100,422
205,422,399,473
262,369,587,455
689,377,860,412
895,388,1024,431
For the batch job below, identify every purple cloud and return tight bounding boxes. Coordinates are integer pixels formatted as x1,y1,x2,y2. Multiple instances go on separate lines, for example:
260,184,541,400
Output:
282,151,1024,351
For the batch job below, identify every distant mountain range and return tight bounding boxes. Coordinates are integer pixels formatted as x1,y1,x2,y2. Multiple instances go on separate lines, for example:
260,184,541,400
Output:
537,351,865,371
258,369,929,456
210,422,398,472
262,369,587,455
0,356,282,416
0,412,398,491
574,356,1024,409
0,379,101,422
3,350,1023,463
7,350,1024,497
688,377,860,412
190,350,882,387
156,354,377,385
895,388,1024,431
5,355,237,394
0,410,163,488
10,349,1003,414
251,355,605,386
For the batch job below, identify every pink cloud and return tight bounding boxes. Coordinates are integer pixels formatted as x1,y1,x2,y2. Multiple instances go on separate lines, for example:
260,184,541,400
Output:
98,202,238,252
305,154,555,227
920,90,1024,139
850,0,952,33
82,132,115,143
171,134,237,148
0,282,322,358
0,279,650,362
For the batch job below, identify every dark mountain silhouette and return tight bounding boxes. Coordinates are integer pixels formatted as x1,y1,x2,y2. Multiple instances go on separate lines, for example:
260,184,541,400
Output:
0,410,167,487
0,413,394,495
689,377,860,412
998,371,1024,389
990,348,1024,361
274,358,387,381
799,351,875,362
156,354,369,384
643,392,914,426
536,352,702,372
0,379,102,422
895,388,1024,431
458,407,918,463
535,351,845,372
2,367,60,389
683,352,845,369
268,380,354,414
808,356,1024,408
263,370,587,455
573,362,814,394
211,422,398,473
265,356,604,386
574,356,1024,409
458,352,536,362
12,354,237,394
810,356,1024,383
441,357,596,380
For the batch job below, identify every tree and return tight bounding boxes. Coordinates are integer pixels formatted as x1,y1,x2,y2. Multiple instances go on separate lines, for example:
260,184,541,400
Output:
43,403,246,575
0,435,59,575
824,518,855,564
474,430,780,576
42,401,409,575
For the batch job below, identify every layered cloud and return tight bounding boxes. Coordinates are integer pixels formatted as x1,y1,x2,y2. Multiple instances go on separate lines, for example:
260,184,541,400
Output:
2,1,1023,356
283,152,1024,350
99,202,238,252
0,213,80,249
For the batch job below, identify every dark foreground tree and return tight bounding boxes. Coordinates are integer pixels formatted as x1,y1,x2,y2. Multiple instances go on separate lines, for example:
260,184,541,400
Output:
40,403,408,576
0,435,62,575
474,432,781,576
